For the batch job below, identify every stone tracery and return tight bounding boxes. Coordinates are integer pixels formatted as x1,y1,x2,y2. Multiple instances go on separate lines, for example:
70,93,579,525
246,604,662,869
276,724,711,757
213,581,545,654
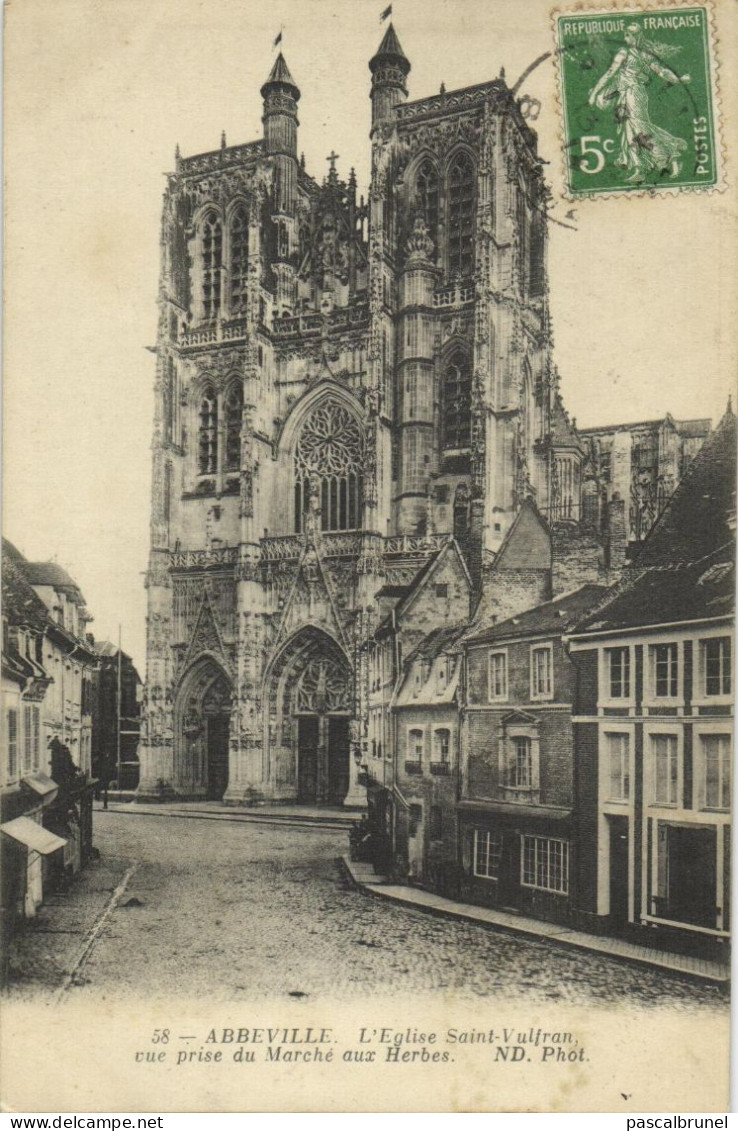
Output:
293,401,365,533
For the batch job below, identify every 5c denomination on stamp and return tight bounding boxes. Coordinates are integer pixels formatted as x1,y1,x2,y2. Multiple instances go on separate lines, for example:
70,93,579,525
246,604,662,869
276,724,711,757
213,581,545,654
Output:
554,3,722,196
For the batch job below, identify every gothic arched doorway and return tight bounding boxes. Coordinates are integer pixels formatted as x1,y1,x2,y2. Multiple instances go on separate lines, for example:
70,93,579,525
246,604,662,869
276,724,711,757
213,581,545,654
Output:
174,656,233,800
266,628,353,806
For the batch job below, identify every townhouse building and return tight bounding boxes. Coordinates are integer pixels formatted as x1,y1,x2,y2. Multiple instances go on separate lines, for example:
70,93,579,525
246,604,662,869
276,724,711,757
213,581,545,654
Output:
568,407,735,955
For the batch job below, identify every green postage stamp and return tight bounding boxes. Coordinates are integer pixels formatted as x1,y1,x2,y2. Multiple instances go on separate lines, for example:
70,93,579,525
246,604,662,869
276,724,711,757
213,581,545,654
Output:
554,4,722,196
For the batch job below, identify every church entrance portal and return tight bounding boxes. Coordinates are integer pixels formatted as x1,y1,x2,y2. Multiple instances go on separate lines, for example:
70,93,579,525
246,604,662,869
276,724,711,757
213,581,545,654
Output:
175,657,232,801
206,714,230,800
267,628,354,807
296,715,350,805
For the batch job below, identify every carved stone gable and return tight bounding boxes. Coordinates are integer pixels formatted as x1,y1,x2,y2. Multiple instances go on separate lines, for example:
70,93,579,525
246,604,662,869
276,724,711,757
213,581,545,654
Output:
182,587,233,677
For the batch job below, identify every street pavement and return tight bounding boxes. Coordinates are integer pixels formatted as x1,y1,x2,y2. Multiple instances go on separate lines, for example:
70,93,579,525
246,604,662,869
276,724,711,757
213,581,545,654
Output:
5,810,728,1010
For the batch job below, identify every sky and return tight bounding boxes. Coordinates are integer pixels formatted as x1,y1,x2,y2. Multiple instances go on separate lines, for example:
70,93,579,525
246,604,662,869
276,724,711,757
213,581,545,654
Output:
4,0,737,672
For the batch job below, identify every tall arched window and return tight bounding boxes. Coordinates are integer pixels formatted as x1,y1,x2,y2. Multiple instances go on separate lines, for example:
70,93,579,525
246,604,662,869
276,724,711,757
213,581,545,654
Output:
298,225,310,270
294,401,364,533
229,206,248,314
529,209,545,298
163,358,174,446
453,483,471,543
443,350,472,449
522,361,535,461
201,212,222,321
198,387,217,474
224,384,243,471
163,462,172,524
516,186,529,293
416,159,439,250
447,153,475,277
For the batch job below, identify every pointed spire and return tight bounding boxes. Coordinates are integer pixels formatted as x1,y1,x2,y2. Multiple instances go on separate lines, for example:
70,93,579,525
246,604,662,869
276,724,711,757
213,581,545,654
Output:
261,51,300,102
369,21,410,128
370,22,410,75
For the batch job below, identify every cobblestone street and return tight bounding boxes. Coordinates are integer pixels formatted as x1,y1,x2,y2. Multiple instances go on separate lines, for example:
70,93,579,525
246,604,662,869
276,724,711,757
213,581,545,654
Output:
6,810,728,1010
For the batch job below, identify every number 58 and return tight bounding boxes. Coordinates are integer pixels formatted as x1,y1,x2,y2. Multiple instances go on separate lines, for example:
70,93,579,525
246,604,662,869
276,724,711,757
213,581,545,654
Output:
578,135,615,174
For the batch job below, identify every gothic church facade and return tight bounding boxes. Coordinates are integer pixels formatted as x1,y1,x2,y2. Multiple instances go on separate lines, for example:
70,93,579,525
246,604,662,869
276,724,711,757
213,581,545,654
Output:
139,27,580,805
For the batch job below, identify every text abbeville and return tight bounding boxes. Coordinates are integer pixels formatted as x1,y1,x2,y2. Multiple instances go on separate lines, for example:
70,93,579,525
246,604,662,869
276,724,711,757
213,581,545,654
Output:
205,1028,333,1045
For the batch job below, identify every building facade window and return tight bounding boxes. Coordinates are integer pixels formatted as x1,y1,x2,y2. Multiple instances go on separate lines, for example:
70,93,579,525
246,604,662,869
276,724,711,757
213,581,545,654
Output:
500,721,539,796
32,706,40,771
651,643,678,698
201,212,222,321
409,803,422,837
408,728,424,763
433,728,450,763
224,384,243,471
508,736,532,788
651,733,678,806
442,351,472,449
488,650,507,701
229,205,249,314
6,707,18,780
23,705,32,772
198,387,218,475
473,828,503,879
700,733,731,810
521,835,569,895
447,152,475,277
293,401,364,533
702,637,731,697
530,645,553,700
607,647,631,699
606,731,630,801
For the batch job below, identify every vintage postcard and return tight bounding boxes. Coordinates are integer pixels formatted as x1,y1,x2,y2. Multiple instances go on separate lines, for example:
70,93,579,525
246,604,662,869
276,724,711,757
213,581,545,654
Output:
1,0,735,1115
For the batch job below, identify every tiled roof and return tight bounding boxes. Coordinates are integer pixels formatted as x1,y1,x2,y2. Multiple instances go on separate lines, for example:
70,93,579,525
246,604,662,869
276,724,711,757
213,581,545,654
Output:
629,409,736,568
571,546,734,634
2,540,54,631
405,623,468,664
375,549,443,638
578,414,711,436
462,584,609,646
23,561,86,604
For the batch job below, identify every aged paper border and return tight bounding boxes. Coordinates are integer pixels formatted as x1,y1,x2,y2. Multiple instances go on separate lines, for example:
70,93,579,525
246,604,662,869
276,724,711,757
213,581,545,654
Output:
2,0,735,1114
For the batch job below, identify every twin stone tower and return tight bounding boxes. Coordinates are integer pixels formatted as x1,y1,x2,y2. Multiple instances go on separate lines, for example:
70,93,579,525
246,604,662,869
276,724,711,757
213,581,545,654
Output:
138,26,582,806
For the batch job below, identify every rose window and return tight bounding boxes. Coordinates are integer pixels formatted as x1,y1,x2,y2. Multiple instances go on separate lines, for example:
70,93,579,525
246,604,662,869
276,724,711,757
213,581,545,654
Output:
294,402,364,532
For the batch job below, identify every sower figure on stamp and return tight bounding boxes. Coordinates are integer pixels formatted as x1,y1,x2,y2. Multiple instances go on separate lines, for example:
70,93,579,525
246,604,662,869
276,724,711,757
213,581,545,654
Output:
588,23,690,181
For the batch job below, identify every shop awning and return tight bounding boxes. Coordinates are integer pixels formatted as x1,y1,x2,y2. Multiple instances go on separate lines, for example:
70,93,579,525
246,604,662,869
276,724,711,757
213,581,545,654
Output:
457,800,571,822
1,816,67,854
22,774,59,803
